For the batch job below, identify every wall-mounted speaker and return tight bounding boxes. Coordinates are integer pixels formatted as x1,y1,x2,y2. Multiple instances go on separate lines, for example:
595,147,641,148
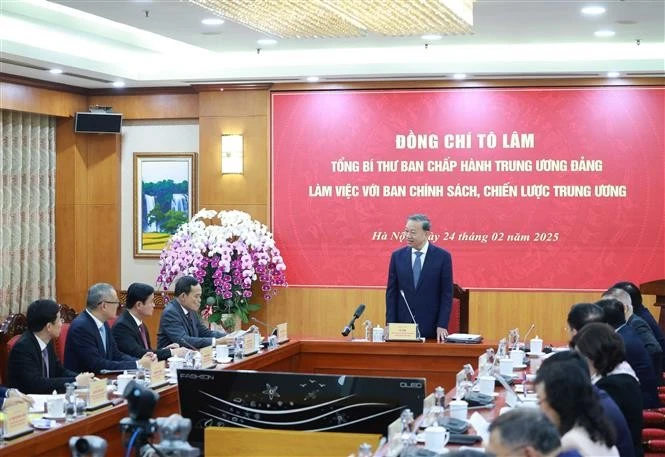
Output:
74,112,123,134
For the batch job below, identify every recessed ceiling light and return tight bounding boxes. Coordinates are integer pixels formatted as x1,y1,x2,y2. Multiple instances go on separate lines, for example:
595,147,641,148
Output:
49,68,63,74
453,73,467,80
306,76,320,82
112,81,125,88
581,6,606,16
594,30,616,37
257,38,277,46
607,71,620,78
201,18,224,26
421,34,442,41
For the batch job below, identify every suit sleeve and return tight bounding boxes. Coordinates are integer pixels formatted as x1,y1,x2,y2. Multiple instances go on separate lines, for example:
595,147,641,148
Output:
159,307,217,349
385,252,399,324
437,251,454,329
65,321,136,373
8,341,75,394
195,315,225,339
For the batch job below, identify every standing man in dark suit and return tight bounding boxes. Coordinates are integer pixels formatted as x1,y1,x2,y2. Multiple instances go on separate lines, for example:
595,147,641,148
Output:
64,283,155,374
386,214,453,342
113,283,188,361
157,276,227,349
8,299,93,394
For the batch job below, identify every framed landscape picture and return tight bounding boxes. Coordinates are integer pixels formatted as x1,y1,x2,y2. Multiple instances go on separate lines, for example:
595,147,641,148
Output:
133,153,198,258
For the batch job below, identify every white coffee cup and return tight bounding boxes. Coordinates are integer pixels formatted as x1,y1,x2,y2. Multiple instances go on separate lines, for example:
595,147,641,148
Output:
116,373,134,395
510,349,525,366
530,337,543,354
478,375,495,396
215,344,229,360
448,399,468,421
499,358,514,376
168,356,185,378
46,395,65,417
372,326,384,342
424,425,450,451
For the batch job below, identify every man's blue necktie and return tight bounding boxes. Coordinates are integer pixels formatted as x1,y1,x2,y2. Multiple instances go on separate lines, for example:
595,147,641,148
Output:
99,325,107,354
413,251,423,287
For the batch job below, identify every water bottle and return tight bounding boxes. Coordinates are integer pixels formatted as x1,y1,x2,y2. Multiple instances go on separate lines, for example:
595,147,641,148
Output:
65,383,76,422
399,409,416,446
234,337,244,361
357,442,372,457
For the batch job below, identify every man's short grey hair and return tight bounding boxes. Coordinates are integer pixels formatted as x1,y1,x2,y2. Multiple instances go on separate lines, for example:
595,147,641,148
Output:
86,283,115,310
407,214,431,231
603,288,632,310
489,409,561,454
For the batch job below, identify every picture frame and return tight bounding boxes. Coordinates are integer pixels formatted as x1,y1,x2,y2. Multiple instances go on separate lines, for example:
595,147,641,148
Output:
133,152,198,258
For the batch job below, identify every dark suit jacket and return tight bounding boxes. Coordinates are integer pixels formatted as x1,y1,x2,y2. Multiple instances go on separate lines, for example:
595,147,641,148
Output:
596,375,643,457
112,310,171,361
0,386,6,408
8,331,77,394
617,324,659,408
595,386,637,457
636,306,665,368
64,310,137,373
157,299,224,349
386,243,453,339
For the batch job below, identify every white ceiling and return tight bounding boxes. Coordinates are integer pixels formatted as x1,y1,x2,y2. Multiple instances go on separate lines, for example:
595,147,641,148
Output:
1,0,664,89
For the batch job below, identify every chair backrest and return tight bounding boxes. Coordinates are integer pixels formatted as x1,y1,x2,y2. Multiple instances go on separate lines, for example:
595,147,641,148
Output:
447,283,470,334
0,313,27,384
55,322,70,364
59,303,78,323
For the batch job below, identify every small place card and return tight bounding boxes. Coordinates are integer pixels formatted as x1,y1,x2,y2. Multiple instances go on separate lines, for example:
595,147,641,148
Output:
386,417,403,457
200,346,214,368
276,322,288,343
387,323,418,340
243,333,257,355
423,392,436,412
3,402,30,438
87,378,107,408
150,361,166,386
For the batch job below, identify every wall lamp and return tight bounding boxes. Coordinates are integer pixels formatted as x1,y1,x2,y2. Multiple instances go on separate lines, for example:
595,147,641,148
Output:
221,134,244,174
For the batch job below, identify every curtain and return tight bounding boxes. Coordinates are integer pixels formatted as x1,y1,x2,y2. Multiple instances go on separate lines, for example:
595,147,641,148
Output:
0,110,56,316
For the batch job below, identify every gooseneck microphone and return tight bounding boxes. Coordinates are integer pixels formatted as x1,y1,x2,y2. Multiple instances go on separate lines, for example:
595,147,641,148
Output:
341,304,366,337
399,290,421,339
179,338,199,351
251,316,277,336
523,323,536,347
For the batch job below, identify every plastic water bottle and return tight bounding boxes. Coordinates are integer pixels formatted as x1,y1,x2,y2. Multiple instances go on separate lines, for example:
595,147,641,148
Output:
65,383,76,422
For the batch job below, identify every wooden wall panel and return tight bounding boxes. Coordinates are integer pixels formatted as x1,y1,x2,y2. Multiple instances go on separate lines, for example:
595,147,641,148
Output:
87,94,198,120
86,135,120,205
0,82,86,117
198,90,269,117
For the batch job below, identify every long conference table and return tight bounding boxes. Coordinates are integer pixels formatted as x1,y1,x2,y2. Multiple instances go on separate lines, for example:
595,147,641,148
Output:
0,338,491,457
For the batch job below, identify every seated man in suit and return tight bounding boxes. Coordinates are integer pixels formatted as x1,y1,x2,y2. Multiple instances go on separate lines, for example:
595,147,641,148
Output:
64,283,155,374
597,297,659,408
0,385,33,410
157,276,227,349
8,299,94,394
113,283,188,361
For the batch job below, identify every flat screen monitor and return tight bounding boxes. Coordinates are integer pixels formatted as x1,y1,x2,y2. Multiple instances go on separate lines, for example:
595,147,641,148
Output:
74,112,122,133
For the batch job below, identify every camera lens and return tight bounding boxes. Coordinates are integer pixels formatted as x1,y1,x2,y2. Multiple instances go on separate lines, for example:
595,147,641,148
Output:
75,438,90,453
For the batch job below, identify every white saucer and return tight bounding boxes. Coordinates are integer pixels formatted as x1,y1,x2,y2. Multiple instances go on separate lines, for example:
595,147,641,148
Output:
414,437,450,453
528,352,545,357
513,363,527,370
31,419,55,430
42,413,66,420
215,357,233,364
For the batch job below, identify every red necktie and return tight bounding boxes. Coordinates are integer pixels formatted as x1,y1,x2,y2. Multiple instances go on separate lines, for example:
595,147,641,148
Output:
139,324,149,349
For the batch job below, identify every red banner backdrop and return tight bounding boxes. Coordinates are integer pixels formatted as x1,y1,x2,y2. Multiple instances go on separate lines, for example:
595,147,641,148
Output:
271,87,665,290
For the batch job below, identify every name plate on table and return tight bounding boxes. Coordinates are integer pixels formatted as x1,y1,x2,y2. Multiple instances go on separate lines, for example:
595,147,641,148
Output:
243,333,258,356
3,402,32,439
200,346,214,368
386,417,404,457
276,323,288,343
87,378,109,410
387,323,418,341
150,361,166,387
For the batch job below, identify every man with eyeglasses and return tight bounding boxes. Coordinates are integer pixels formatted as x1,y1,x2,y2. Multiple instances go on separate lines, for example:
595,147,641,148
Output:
486,409,582,457
8,299,94,393
64,283,155,374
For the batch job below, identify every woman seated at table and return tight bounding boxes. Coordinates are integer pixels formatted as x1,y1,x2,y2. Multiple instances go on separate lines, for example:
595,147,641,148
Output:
535,349,618,456
571,322,643,457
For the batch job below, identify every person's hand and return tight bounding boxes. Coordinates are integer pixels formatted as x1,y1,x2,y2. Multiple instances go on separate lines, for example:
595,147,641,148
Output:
138,353,156,369
437,327,449,343
170,347,189,358
75,372,94,387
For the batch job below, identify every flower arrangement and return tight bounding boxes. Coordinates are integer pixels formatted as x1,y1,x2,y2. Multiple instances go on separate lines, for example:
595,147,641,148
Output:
156,209,287,326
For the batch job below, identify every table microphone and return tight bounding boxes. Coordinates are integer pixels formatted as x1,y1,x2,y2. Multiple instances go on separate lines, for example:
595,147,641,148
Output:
399,290,422,340
523,323,536,347
341,303,366,337
251,316,277,336
179,338,200,351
